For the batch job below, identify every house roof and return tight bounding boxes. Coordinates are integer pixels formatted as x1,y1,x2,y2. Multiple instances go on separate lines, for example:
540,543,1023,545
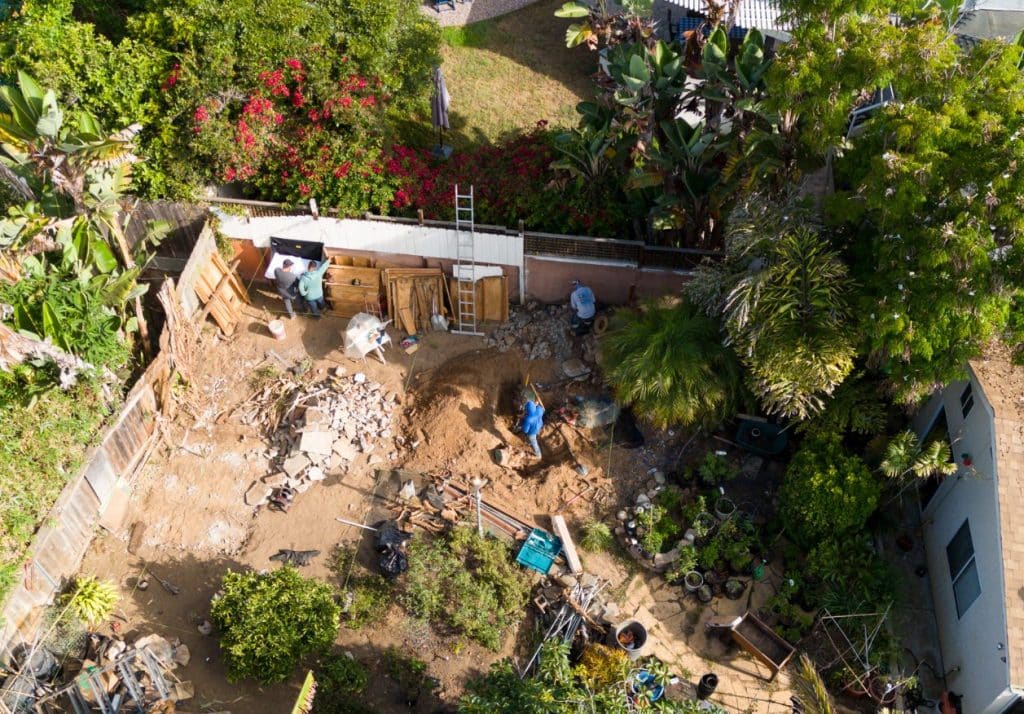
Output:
969,345,1024,688
953,0,1024,40
663,0,794,32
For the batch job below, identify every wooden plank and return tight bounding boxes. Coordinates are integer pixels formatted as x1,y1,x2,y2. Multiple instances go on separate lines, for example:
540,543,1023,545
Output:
551,515,583,575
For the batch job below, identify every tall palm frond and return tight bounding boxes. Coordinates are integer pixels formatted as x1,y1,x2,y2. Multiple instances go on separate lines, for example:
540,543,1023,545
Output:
601,299,747,429
881,430,957,481
793,654,834,714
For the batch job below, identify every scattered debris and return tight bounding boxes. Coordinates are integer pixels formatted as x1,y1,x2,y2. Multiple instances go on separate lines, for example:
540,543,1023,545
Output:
269,549,321,567
485,303,580,362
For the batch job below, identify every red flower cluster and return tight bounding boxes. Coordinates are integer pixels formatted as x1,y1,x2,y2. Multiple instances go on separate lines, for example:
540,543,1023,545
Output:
161,63,181,92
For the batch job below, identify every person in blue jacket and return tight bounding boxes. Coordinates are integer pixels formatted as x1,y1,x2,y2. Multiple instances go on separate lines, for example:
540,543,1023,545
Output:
520,399,545,458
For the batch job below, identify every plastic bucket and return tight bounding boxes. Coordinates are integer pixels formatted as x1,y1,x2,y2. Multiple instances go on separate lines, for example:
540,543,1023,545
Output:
697,673,719,699
268,319,286,340
608,620,648,661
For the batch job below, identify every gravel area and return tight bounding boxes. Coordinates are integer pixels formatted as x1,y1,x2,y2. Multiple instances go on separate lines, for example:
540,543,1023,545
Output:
421,0,544,27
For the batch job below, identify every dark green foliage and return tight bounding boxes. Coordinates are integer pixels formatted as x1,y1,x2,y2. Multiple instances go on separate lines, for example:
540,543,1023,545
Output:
210,567,340,685
313,651,375,714
797,372,887,437
461,640,723,713
329,545,393,629
697,452,736,485
779,434,878,546
401,528,530,651
601,300,747,429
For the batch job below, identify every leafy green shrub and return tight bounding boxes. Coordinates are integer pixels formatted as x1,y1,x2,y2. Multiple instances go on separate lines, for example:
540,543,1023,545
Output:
664,545,698,582
579,519,614,552
402,528,530,650
313,651,375,714
329,545,393,629
697,452,736,485
636,504,681,555
779,434,879,546
383,647,433,707
574,644,629,691
211,567,340,684
63,575,118,626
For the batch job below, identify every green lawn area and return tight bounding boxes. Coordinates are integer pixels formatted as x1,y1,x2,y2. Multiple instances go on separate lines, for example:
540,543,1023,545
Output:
0,378,113,601
436,0,597,146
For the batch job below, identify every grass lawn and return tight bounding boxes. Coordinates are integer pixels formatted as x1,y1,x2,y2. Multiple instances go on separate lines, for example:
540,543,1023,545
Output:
436,0,597,146
0,380,113,601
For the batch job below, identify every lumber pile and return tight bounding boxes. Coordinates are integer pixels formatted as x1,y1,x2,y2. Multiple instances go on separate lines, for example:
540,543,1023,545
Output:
383,268,448,335
324,261,382,318
155,278,205,417
193,253,249,335
448,275,510,324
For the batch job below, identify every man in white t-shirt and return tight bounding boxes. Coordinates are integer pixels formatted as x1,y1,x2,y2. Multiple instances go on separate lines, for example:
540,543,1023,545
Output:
570,280,596,333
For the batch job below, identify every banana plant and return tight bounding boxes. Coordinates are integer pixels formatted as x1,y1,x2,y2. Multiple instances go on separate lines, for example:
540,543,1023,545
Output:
554,0,656,49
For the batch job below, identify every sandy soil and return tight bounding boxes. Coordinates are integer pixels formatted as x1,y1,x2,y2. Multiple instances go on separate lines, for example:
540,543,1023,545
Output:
77,295,677,712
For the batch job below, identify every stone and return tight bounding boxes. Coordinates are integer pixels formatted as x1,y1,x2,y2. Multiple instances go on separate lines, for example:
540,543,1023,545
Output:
600,602,621,622
293,480,312,493
333,440,359,461
282,453,310,478
263,473,289,488
655,544,679,569
562,358,591,379
245,482,273,506
304,407,330,426
636,493,650,505
135,634,174,665
353,372,366,384
554,572,578,589
307,466,326,482
399,480,417,500
172,643,191,667
649,600,683,621
334,366,347,377
197,620,213,636
299,430,335,457
653,470,666,485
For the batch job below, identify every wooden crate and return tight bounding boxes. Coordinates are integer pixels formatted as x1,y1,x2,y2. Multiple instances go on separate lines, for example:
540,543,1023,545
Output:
324,265,382,318
448,275,509,324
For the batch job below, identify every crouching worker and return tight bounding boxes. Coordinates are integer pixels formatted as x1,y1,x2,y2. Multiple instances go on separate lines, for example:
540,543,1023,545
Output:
520,398,545,459
569,279,596,335
299,259,331,318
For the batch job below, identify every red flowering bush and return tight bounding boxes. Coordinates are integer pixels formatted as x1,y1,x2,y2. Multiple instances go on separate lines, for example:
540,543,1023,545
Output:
385,129,631,237
192,60,401,213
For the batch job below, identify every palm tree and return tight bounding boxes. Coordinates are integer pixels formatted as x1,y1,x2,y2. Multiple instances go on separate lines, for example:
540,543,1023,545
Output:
880,430,957,481
688,195,857,419
600,299,747,429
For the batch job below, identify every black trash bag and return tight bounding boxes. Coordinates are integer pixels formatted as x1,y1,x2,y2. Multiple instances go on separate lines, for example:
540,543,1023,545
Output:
375,520,412,579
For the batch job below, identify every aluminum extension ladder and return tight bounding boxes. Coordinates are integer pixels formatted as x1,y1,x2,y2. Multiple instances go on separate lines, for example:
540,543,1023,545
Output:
452,184,482,335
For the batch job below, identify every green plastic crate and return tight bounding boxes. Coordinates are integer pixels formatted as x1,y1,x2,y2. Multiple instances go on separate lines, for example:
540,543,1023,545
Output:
516,528,562,574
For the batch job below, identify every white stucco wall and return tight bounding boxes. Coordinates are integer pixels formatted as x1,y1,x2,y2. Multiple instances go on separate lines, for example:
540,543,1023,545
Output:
919,377,1015,713
212,211,524,269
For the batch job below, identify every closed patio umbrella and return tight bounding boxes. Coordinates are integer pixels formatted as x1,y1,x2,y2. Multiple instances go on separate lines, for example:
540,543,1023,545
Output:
430,66,452,159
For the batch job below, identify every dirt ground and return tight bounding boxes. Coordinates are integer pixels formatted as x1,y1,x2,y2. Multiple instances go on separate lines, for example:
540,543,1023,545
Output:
78,295,678,712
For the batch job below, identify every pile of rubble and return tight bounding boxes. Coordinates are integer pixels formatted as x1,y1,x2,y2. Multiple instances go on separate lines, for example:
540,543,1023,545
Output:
9,632,193,712
484,303,577,361
245,369,398,508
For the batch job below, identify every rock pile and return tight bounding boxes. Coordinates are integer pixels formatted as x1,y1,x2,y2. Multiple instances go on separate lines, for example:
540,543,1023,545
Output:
246,370,397,507
484,303,576,361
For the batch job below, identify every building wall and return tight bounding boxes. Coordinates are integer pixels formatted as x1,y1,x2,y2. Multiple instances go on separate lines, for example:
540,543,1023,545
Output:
523,256,689,304
918,376,1015,713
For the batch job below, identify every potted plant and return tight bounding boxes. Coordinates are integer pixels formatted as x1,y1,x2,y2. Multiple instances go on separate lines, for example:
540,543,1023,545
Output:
683,570,704,592
714,496,736,520
724,579,745,599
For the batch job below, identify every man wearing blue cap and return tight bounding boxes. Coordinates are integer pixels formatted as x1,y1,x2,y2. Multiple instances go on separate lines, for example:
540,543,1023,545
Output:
570,279,596,334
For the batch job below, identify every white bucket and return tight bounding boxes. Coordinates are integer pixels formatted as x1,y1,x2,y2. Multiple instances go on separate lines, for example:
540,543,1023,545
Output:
268,319,286,340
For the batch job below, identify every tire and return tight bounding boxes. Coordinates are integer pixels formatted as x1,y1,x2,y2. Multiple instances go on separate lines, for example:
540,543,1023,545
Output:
593,314,609,335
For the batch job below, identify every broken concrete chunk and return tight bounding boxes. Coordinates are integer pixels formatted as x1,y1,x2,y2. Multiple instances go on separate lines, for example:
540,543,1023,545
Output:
353,372,366,384
299,430,335,456
135,634,174,666
332,440,359,461
263,473,289,488
245,482,273,506
282,453,311,478
562,358,591,379
307,466,326,482
398,480,416,500
293,480,312,493
172,643,191,667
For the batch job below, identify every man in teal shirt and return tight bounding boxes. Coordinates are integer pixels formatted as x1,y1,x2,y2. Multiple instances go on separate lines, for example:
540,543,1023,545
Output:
298,260,330,318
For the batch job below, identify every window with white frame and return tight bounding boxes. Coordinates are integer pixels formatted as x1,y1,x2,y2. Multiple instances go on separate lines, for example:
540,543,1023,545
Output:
947,520,980,618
